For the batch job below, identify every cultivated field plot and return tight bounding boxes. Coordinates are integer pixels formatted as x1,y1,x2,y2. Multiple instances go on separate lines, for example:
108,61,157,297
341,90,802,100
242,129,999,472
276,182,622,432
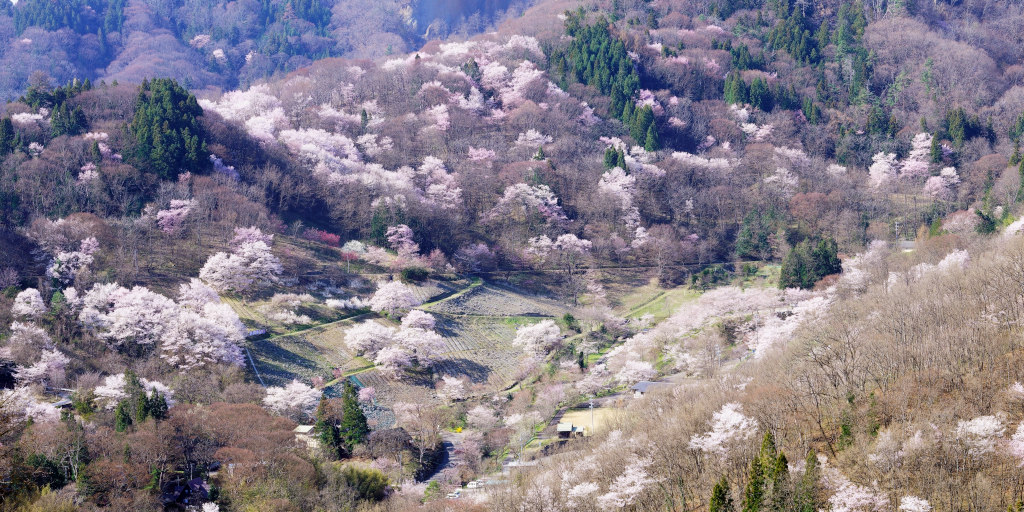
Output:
247,316,372,387
558,406,624,436
425,283,565,317
246,279,563,408
350,315,527,404
408,279,464,304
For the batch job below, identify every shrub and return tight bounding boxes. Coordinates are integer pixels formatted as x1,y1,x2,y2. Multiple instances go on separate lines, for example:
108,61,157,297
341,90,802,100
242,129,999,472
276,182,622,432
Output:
400,267,429,282
342,466,389,501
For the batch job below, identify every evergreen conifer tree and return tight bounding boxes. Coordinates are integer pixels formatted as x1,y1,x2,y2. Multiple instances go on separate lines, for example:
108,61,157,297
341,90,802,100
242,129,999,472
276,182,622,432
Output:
114,400,132,432
339,381,370,448
710,476,735,512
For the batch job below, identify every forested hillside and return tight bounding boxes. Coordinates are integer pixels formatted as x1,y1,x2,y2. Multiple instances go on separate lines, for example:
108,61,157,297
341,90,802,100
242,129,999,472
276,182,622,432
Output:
0,0,534,100
4,0,1024,510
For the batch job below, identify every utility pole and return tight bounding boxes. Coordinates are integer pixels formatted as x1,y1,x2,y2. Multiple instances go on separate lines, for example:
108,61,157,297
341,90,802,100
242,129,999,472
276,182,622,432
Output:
589,399,595,436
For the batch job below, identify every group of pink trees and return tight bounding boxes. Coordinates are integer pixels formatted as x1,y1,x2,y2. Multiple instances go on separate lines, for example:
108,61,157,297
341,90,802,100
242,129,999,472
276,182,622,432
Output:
78,278,245,369
199,227,283,293
344,309,445,379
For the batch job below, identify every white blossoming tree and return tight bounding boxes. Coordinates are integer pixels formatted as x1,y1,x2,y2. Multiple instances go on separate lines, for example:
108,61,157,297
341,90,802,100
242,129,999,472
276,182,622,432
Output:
512,319,563,357
11,288,45,319
368,281,422,316
263,379,321,420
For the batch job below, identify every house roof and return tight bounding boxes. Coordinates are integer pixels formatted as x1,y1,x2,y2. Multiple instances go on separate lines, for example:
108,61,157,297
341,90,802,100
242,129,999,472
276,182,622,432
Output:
556,423,574,432
293,425,315,434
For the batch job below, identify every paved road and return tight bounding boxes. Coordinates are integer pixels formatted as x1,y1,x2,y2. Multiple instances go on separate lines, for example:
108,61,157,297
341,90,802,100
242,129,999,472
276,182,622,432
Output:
424,431,466,483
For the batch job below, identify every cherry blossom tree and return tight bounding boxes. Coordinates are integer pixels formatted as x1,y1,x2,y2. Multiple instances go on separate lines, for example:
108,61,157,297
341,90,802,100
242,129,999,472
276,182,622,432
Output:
868,152,898,188
899,496,932,512
825,468,889,512
93,373,175,410
954,414,1004,458
231,226,274,247
198,252,252,292
437,375,466,402
900,133,932,179
576,363,612,395
598,167,639,227
263,379,322,420
454,243,497,272
487,183,567,226
386,224,419,258
80,284,178,349
595,456,658,511
401,310,436,330
156,199,196,234
358,386,376,403
467,405,498,429
344,321,396,356
12,288,45,319
236,240,284,287
512,319,563,356
615,360,656,385
177,279,221,309
923,167,960,200
395,327,446,367
46,237,99,285
260,293,313,325
1,387,59,423
14,349,69,386
467,147,496,162
525,234,592,304
514,129,553,148
161,303,246,369
688,402,758,456
374,345,414,379
368,281,422,316
200,238,282,293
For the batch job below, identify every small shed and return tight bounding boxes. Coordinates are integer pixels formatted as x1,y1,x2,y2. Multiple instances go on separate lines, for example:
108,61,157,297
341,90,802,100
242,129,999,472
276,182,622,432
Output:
556,423,585,439
293,425,319,450
631,381,659,398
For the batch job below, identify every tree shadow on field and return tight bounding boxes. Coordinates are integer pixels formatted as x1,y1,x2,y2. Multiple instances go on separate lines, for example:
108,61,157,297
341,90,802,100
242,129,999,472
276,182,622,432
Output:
251,337,321,386
440,358,491,384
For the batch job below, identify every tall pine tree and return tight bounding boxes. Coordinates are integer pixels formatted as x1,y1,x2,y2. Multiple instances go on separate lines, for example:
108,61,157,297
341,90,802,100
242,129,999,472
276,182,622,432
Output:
315,397,346,459
128,78,207,180
339,381,370,448
0,117,14,156
710,476,736,512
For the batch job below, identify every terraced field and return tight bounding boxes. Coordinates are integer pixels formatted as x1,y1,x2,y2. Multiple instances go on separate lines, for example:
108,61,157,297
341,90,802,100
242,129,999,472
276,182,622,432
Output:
243,278,566,409
247,315,375,387
425,283,565,317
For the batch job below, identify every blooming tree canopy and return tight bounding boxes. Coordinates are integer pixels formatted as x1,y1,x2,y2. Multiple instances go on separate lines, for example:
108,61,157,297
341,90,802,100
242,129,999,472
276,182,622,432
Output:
401,310,436,330
688,402,758,456
615,360,656,385
512,319,563,356
200,234,282,293
11,288,45,319
344,321,396,356
263,379,321,420
368,281,422,316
